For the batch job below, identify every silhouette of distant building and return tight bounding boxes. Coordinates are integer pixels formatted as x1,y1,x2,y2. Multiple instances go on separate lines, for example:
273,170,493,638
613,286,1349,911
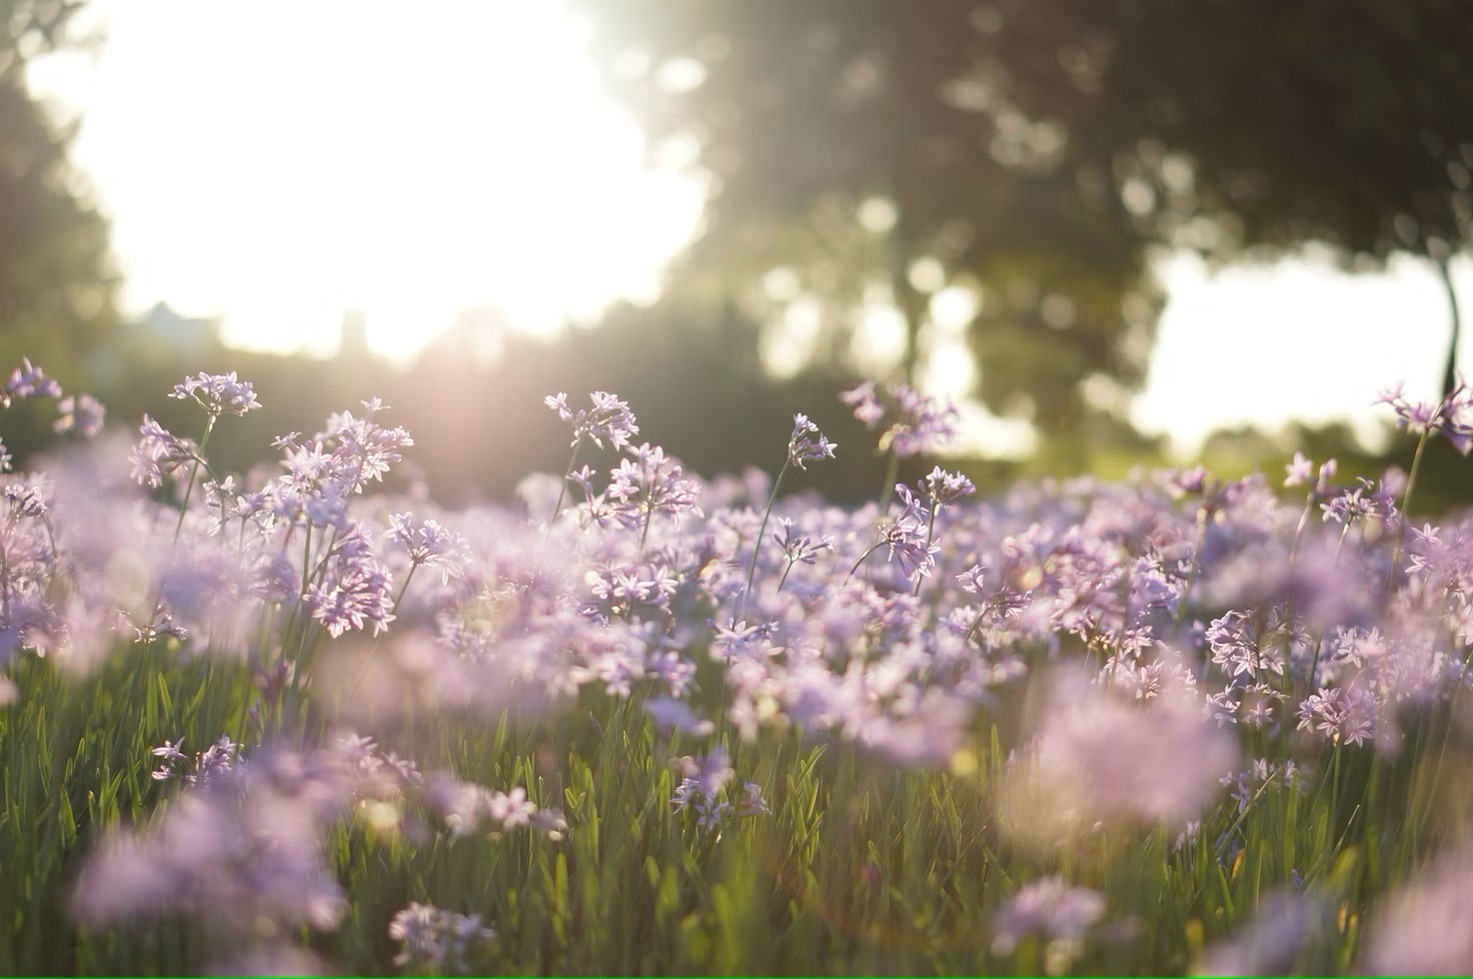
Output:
132,302,221,356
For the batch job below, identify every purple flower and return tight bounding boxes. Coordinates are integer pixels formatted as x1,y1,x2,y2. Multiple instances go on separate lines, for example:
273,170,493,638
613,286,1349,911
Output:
1378,376,1473,453
921,466,975,507
885,384,960,457
773,516,834,566
1,357,61,407
956,564,987,594
131,415,198,488
170,371,261,417
54,393,106,438
840,379,886,427
424,773,566,840
583,559,679,621
152,735,240,786
386,512,470,582
485,786,537,829
389,903,496,973
882,486,939,581
1201,891,1323,976
1295,684,1376,747
644,696,715,735
711,618,776,661
1316,458,1338,493
738,781,771,817
677,746,734,798
1206,610,1285,681
307,523,396,637
545,390,640,451
990,876,1106,955
73,746,358,937
670,754,761,831
269,406,415,529
842,379,960,456
1171,464,1210,496
607,443,702,533
1364,846,1473,974
1218,759,1306,812
151,739,188,774
1284,451,1314,488
1001,673,1240,842
322,407,414,492
1320,477,1398,527
787,413,837,469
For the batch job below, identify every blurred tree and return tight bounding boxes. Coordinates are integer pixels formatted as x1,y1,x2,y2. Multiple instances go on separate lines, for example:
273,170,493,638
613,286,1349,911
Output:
405,299,907,505
576,0,1473,436
989,0,1473,397
0,0,117,384
576,0,1158,439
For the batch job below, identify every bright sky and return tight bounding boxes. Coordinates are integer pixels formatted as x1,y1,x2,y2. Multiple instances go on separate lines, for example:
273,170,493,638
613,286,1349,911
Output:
30,0,705,361
25,1,1469,456
1138,252,1472,456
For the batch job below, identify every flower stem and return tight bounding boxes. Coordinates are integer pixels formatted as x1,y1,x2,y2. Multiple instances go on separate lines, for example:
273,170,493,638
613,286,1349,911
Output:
172,414,217,541
912,506,938,598
549,438,582,526
639,455,658,553
1289,491,1316,565
844,541,886,586
743,457,791,608
332,561,421,727
776,557,795,594
1388,428,1430,588
877,449,899,514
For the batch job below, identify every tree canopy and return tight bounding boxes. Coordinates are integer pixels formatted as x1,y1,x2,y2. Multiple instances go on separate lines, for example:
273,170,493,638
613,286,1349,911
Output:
0,0,117,381
575,0,1473,432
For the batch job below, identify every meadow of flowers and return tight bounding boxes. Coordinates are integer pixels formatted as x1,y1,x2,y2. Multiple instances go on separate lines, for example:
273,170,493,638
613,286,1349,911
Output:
0,359,1471,974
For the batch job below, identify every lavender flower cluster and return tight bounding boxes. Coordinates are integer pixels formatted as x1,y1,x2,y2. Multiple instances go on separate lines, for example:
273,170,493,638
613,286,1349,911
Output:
389,902,496,973
2,359,1471,972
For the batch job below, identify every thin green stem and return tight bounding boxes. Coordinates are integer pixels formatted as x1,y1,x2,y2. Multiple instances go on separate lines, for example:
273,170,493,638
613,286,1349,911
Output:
274,519,315,677
844,541,887,586
330,561,421,727
0,537,10,622
549,438,582,527
1173,505,1210,627
390,562,419,621
743,456,791,609
964,604,988,645
912,505,938,598
172,414,217,542
1388,428,1430,589
299,521,313,615
877,449,899,514
1420,646,1473,836
775,557,796,594
1306,522,1354,691
1288,490,1316,565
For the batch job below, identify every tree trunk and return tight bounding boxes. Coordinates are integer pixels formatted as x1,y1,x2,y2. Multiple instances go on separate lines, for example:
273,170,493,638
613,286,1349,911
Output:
892,213,924,385
888,13,924,387
1439,256,1462,399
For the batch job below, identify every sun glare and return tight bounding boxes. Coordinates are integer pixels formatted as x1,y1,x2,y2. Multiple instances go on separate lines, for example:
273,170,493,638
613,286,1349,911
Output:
34,0,705,362
26,3,1471,449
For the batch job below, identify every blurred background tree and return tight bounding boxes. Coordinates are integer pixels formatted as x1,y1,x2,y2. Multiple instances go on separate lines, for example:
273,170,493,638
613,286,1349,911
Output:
574,0,1473,440
7,0,1473,510
990,0,1473,396
576,0,1159,446
0,0,117,464
0,0,117,379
